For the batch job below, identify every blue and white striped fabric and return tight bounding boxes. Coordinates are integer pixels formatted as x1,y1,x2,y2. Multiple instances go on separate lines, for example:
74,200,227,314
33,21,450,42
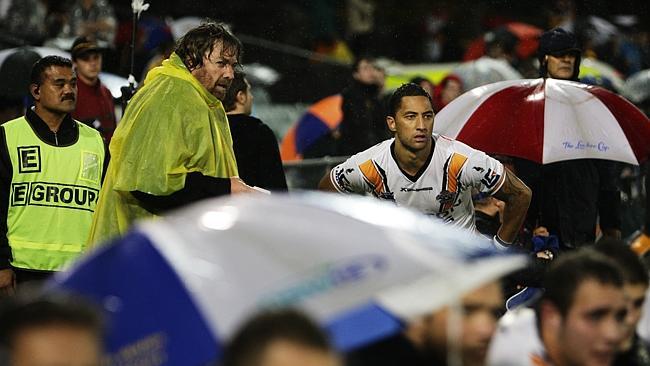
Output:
49,193,526,365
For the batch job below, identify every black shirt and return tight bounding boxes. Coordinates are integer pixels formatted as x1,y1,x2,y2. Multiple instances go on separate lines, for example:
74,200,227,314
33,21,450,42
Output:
227,113,287,191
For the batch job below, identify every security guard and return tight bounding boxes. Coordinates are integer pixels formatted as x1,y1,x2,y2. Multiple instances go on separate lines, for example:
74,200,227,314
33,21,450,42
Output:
0,56,106,294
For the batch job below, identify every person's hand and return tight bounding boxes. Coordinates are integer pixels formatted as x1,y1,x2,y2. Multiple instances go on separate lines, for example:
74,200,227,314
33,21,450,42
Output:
535,250,554,260
0,268,16,296
230,177,263,194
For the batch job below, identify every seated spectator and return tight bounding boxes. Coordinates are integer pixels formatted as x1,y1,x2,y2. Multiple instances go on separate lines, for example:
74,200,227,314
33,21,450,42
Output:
1,0,48,45
488,248,628,366
409,76,436,99
594,239,650,366
59,0,116,46
0,290,104,365
222,309,340,366
432,74,463,112
347,280,504,366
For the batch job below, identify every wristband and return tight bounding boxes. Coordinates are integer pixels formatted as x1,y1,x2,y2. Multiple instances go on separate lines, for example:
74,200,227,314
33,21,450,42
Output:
492,234,512,251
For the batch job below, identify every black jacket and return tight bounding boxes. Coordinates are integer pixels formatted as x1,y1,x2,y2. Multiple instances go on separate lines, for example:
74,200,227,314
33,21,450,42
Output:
337,80,389,156
227,113,287,191
346,334,444,366
514,158,621,250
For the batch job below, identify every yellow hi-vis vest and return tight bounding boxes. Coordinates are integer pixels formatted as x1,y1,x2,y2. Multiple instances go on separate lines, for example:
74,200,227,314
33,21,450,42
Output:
3,117,105,271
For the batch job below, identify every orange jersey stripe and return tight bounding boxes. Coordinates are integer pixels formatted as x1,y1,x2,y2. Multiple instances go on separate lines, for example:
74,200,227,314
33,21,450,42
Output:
446,153,468,193
359,159,385,196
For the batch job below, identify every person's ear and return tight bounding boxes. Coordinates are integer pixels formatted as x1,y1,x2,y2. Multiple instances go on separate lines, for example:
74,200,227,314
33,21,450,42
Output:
540,300,562,329
30,84,40,100
386,116,396,133
236,90,246,105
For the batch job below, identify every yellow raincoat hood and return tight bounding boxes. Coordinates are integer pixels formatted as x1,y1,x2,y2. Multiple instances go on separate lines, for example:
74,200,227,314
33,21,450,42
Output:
88,53,238,245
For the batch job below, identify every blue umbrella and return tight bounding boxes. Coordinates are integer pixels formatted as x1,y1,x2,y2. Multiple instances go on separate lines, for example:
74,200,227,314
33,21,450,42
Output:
49,193,526,365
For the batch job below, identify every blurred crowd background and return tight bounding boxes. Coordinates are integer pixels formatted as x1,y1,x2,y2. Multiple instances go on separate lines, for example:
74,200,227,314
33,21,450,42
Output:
1,0,647,101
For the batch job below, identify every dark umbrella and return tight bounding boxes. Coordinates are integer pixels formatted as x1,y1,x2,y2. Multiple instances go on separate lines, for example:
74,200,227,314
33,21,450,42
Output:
0,47,41,100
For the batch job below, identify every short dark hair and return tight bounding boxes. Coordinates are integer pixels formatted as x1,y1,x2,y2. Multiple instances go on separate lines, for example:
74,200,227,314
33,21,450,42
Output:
222,71,248,112
595,238,649,286
174,22,242,71
0,291,103,350
539,249,624,318
221,309,333,366
387,83,432,117
30,56,73,86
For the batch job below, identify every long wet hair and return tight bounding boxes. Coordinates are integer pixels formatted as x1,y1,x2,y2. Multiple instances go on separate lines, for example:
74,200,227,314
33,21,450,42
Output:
174,22,243,71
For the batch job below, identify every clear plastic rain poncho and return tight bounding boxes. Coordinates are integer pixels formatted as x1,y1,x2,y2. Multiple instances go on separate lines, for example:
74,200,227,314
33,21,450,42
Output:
88,53,238,245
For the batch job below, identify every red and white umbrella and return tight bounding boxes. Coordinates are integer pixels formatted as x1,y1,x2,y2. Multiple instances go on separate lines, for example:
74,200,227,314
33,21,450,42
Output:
433,78,650,165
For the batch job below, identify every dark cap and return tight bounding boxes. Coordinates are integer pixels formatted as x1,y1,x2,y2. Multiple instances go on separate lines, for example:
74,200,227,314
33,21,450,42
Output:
538,27,581,57
71,36,101,60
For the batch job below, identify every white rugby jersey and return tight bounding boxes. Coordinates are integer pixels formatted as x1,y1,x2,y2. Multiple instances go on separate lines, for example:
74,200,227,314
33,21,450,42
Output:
487,308,549,366
330,133,505,231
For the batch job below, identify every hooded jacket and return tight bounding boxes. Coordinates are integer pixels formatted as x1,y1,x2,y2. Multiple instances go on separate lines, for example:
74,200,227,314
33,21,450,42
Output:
87,53,238,245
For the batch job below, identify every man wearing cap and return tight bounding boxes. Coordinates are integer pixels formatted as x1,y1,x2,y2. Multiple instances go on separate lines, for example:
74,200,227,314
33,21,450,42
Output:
71,36,116,143
514,27,622,250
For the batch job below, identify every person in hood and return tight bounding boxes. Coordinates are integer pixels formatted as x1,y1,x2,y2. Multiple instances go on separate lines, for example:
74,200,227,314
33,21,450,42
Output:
87,22,259,246
514,27,622,250
538,27,582,81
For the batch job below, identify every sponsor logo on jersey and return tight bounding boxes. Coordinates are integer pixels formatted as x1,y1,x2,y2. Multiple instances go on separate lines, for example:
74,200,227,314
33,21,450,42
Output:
11,181,99,212
438,153,468,213
400,186,433,192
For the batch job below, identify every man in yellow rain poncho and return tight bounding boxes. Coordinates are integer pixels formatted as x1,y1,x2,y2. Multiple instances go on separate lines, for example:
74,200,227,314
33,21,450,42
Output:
88,23,258,245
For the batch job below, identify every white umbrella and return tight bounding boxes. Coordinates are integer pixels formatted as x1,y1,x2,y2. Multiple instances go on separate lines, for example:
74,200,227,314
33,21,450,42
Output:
0,46,130,98
49,193,526,365
433,78,650,165
621,69,650,104
453,56,522,91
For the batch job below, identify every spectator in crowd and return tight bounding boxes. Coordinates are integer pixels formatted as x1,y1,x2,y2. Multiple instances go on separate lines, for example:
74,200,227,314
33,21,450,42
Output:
224,72,287,191
432,74,463,112
0,290,103,365
337,56,388,156
345,0,376,56
222,309,340,366
347,280,504,366
88,22,258,246
320,83,531,247
0,56,106,292
71,36,116,142
484,27,519,67
515,27,622,250
594,239,650,366
1,0,49,45
59,0,116,46
409,76,436,100
488,249,628,366
304,56,387,158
